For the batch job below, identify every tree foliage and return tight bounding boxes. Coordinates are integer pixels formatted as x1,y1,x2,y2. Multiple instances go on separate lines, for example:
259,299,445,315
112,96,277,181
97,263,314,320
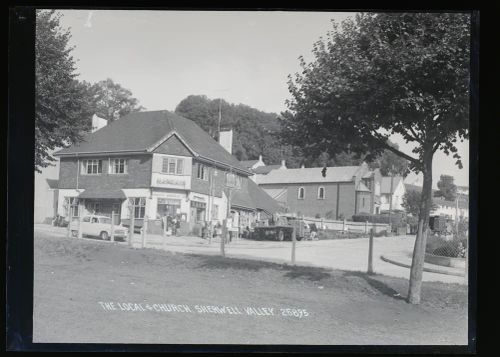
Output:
280,12,470,304
402,189,437,217
175,95,371,167
369,142,409,177
35,10,94,172
85,78,145,122
435,174,457,201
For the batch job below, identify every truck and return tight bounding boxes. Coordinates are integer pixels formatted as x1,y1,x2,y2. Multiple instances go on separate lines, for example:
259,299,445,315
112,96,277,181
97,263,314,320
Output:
249,217,310,242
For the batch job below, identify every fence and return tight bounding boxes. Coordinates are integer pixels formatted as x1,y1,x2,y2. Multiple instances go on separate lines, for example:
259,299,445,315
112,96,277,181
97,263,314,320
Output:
295,216,390,234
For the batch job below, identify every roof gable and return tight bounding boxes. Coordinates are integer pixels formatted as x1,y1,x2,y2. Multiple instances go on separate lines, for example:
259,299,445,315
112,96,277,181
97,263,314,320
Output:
153,133,193,157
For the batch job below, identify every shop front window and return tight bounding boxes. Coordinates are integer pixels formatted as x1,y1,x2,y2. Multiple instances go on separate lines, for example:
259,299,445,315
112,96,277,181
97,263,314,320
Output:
157,198,181,218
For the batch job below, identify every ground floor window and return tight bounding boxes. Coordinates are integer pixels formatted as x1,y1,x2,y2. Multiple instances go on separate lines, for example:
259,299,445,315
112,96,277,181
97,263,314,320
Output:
190,200,207,223
65,197,80,217
130,197,146,219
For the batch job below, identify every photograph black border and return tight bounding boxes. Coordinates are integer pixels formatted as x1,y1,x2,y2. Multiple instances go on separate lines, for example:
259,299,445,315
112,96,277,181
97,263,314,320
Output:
6,4,479,353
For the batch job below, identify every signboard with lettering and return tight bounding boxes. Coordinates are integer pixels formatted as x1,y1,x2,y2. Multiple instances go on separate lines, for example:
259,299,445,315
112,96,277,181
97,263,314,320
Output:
151,172,191,190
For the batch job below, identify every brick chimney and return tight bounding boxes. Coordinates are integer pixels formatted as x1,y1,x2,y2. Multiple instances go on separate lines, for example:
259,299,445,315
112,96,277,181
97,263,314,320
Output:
91,114,108,133
280,159,287,169
218,129,233,154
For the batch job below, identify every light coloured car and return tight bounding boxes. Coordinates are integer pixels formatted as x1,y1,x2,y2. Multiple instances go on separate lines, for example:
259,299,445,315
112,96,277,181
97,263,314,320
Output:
70,215,128,241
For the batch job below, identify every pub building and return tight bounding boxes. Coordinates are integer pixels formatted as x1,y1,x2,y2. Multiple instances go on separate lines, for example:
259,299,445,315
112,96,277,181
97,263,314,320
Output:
53,110,281,236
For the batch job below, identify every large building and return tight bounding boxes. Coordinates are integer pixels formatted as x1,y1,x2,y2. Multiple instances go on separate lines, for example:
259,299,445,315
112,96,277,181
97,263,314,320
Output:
53,110,281,235
254,162,383,220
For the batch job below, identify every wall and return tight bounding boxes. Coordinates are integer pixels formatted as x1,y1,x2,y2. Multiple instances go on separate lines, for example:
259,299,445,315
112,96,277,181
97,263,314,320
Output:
260,182,356,219
190,160,246,198
58,155,152,190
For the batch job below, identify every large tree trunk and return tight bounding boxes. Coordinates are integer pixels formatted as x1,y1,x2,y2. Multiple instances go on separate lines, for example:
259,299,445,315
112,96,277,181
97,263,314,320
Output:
407,152,433,304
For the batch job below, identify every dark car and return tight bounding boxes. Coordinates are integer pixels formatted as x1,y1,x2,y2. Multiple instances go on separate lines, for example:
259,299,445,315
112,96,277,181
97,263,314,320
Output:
250,226,306,241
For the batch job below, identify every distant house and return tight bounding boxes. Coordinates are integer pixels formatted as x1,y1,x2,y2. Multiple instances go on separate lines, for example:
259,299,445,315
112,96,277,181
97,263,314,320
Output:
241,156,286,181
403,183,469,221
379,176,406,212
254,162,382,220
53,110,282,234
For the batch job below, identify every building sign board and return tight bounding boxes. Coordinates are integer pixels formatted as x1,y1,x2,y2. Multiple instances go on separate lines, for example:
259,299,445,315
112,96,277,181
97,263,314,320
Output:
151,172,191,190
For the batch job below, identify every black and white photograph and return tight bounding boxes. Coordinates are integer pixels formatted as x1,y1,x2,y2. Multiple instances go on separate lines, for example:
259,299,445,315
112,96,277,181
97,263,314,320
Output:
11,7,476,349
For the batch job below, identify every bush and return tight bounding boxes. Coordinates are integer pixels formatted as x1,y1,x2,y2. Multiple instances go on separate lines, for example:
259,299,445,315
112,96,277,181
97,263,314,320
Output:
426,235,467,258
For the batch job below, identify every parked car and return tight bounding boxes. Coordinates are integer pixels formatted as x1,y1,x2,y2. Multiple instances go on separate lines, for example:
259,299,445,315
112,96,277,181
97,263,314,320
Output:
70,215,128,241
250,221,310,242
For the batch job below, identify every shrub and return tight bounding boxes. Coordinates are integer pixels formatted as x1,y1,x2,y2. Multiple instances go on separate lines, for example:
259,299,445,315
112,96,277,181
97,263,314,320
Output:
325,210,336,219
315,213,321,219
317,229,367,240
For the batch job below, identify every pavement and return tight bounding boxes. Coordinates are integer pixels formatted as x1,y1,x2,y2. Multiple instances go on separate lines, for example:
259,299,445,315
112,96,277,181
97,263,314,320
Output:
34,224,467,285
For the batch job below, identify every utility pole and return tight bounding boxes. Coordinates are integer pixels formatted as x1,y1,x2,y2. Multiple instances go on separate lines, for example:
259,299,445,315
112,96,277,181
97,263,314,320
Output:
455,195,459,236
217,98,222,139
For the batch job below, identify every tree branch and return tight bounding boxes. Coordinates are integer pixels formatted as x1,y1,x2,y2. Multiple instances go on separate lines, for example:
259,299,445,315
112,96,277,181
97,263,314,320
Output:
369,128,419,164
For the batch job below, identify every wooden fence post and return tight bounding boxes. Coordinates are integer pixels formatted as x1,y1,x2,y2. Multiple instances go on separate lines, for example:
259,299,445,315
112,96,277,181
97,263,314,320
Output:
368,228,374,274
141,215,148,249
128,202,135,247
67,201,72,239
291,224,296,265
77,215,83,239
365,220,368,234
110,211,115,242
221,219,227,257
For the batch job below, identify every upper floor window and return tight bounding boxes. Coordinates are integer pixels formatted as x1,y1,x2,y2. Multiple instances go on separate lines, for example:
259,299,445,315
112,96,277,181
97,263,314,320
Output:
225,172,241,188
83,159,102,175
109,158,128,174
317,187,325,200
196,163,208,180
298,187,305,200
162,157,184,175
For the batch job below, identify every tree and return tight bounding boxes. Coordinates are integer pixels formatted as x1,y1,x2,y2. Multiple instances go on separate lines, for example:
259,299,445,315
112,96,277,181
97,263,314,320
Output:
435,174,457,201
86,78,144,122
369,142,409,177
35,10,94,172
281,13,469,303
402,190,437,217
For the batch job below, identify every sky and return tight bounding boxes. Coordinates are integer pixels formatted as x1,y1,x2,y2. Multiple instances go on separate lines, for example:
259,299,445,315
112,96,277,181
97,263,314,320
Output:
58,10,469,188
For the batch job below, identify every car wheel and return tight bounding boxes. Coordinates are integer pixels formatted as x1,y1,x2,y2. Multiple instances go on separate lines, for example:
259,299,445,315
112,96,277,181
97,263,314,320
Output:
71,230,78,238
100,231,109,241
296,236,302,241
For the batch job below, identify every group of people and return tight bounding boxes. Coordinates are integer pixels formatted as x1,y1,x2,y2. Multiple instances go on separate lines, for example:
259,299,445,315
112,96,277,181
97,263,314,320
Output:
157,213,181,236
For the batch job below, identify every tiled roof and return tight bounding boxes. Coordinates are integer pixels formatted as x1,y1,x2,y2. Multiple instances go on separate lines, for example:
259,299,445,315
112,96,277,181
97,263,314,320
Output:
252,164,281,175
54,110,250,174
240,160,258,169
256,165,362,185
381,176,404,194
231,179,283,214
79,187,126,199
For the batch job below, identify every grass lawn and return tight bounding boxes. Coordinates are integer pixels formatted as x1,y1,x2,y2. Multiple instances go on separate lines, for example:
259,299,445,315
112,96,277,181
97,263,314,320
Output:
33,230,468,345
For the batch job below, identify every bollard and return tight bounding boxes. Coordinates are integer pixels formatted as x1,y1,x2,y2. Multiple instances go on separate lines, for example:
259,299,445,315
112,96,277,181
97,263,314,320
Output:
291,225,296,265
110,211,115,242
367,228,374,274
